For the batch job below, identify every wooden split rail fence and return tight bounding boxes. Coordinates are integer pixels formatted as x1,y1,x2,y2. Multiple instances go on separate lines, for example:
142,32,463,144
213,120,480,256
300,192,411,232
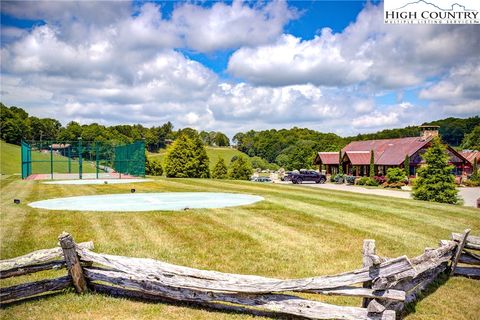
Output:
1,230,478,319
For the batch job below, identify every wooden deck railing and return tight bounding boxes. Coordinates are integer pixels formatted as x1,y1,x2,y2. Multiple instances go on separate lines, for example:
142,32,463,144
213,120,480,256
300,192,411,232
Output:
1,230,478,319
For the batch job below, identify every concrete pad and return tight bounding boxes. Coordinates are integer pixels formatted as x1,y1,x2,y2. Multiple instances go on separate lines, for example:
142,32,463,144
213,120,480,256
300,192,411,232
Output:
28,192,264,212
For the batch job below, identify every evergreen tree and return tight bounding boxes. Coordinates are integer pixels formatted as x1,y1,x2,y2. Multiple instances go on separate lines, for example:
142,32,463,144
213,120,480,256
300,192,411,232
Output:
164,134,192,178
369,150,375,177
338,151,343,174
212,158,228,179
189,134,211,178
412,137,458,204
472,157,479,181
228,156,252,180
404,154,410,177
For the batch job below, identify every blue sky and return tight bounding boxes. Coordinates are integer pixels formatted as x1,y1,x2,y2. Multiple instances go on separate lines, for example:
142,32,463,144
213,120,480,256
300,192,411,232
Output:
1,1,478,136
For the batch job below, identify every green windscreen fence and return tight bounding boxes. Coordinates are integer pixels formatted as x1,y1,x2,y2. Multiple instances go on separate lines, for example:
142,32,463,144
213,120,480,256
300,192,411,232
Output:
21,140,145,180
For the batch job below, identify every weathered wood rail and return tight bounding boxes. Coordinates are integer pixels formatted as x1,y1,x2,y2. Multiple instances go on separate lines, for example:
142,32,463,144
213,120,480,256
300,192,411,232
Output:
0,230,478,319
451,231,480,279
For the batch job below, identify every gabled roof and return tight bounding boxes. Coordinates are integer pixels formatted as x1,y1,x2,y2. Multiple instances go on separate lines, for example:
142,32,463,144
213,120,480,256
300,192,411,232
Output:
461,151,480,165
343,151,371,165
315,152,339,165
342,137,432,166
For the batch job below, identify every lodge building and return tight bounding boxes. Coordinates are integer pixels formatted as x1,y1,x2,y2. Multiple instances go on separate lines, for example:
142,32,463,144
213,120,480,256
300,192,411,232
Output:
314,126,474,177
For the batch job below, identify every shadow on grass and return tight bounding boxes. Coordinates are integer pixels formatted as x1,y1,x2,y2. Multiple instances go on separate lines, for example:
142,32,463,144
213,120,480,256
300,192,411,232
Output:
400,272,450,318
0,288,71,309
1,285,296,319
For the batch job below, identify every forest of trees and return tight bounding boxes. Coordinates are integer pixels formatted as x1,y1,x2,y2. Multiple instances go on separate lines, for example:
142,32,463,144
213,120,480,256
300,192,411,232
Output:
233,117,480,170
0,103,228,152
1,102,478,172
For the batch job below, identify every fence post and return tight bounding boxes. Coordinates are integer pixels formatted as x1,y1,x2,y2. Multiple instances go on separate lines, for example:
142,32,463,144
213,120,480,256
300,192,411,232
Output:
450,229,471,275
78,137,83,179
95,142,99,179
50,141,54,180
68,145,71,173
58,232,88,293
362,239,375,308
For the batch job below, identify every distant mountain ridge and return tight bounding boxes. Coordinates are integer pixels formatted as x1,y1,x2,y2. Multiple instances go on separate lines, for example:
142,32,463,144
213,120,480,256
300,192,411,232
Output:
394,0,476,11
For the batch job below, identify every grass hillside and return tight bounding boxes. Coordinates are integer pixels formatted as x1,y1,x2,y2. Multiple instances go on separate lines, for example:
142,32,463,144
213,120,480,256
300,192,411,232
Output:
1,176,479,319
149,146,249,171
0,140,21,174
1,140,96,175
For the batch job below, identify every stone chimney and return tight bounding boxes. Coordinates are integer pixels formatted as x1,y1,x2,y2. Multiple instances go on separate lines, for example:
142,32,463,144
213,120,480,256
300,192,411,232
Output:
419,125,439,141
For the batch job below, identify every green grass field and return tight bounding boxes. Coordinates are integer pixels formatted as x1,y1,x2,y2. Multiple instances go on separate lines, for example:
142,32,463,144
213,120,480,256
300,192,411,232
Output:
0,173,479,319
0,140,100,176
148,146,249,171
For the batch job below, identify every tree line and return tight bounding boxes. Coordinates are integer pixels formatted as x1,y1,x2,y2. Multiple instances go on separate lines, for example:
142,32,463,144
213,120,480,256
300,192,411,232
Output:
2,102,478,172
149,131,252,180
233,117,480,170
0,103,229,152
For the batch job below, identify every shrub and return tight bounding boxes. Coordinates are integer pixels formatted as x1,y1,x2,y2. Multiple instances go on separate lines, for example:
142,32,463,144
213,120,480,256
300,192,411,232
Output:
386,168,406,184
333,173,345,184
212,158,228,179
383,182,405,189
357,177,369,185
464,179,480,187
412,137,458,204
373,176,386,185
365,177,379,186
145,156,163,176
228,156,253,180
409,178,417,186
345,175,356,185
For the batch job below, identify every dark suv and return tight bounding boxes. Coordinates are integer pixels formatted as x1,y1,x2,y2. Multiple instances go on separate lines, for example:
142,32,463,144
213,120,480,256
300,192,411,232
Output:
289,170,326,184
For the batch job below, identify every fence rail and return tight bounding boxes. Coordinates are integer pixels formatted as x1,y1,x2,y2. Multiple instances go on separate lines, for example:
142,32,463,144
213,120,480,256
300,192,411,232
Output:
1,230,478,319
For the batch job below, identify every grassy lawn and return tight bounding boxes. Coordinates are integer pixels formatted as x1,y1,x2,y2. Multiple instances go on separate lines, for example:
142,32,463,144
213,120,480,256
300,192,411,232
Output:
1,175,479,320
148,147,248,171
0,140,102,176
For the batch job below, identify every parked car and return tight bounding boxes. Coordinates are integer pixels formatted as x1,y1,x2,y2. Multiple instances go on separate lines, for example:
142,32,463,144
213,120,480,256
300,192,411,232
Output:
282,171,293,181
251,176,272,183
290,170,326,184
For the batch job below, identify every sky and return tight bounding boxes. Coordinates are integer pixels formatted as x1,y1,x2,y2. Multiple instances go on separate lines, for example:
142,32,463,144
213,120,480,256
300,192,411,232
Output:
1,0,479,137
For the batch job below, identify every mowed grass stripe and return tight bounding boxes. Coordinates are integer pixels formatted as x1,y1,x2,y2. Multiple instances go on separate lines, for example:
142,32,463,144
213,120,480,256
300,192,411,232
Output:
168,179,477,235
1,176,480,320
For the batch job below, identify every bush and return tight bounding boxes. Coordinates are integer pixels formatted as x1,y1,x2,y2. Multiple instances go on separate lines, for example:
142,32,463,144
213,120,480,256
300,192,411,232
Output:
386,168,406,184
365,177,379,186
333,173,345,184
357,177,379,186
345,175,356,185
409,178,417,186
373,176,386,185
383,181,405,189
357,177,369,185
145,156,163,176
464,179,480,187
